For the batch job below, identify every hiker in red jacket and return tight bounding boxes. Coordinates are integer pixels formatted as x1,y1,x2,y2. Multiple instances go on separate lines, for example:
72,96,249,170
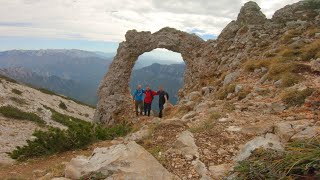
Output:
144,85,158,116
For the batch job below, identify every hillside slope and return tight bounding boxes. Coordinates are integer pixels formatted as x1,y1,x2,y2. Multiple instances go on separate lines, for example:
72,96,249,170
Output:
0,75,95,166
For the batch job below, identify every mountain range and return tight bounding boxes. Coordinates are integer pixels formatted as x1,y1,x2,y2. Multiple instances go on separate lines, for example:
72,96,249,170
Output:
0,49,185,106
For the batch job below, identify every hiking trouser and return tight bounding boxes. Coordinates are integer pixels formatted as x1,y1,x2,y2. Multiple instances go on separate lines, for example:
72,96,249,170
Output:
144,103,152,116
135,100,143,116
159,103,164,118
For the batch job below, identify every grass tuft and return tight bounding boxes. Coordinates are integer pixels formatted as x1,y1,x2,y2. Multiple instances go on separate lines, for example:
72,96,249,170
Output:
281,88,314,107
233,137,320,179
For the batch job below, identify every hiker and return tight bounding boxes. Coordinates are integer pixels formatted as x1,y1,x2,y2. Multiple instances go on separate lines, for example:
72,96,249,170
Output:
144,85,158,116
157,86,169,118
133,85,145,116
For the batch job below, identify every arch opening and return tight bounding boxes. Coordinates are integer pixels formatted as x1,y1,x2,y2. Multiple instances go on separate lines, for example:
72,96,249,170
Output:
130,48,185,113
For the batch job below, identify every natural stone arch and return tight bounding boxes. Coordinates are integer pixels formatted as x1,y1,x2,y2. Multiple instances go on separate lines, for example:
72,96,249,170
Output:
94,27,206,125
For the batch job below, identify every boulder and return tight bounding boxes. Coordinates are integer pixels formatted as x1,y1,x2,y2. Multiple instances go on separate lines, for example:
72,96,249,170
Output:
65,141,175,179
201,86,214,96
194,102,210,113
188,91,202,102
182,111,197,121
169,130,211,179
125,125,149,142
223,72,239,86
235,133,284,162
209,164,232,179
291,126,320,141
170,130,199,158
311,58,320,72
235,84,243,94
237,1,267,25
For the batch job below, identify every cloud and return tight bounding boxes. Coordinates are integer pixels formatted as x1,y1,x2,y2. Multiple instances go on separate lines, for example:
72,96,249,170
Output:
0,0,301,42
0,22,33,27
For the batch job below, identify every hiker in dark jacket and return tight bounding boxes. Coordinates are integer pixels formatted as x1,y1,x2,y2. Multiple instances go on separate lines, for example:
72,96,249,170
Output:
157,86,168,118
133,85,145,116
144,85,158,116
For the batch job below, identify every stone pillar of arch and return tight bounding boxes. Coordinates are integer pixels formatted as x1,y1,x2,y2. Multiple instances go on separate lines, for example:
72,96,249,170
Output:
94,27,206,125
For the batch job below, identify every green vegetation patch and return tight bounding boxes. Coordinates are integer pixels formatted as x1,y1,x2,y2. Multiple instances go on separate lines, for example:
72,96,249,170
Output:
11,88,23,95
59,101,67,110
303,0,320,10
9,109,131,160
233,137,320,179
36,88,96,108
281,88,314,107
0,74,17,83
0,106,44,125
10,97,28,105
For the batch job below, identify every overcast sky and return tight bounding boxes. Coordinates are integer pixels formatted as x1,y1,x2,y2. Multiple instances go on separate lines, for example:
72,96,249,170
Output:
0,0,300,54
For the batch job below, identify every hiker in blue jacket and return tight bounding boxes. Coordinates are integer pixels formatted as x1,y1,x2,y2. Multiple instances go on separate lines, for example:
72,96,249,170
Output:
133,85,145,116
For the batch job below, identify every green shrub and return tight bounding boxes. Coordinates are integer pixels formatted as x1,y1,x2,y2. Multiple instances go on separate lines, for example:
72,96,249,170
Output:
36,88,96,108
282,88,314,107
12,88,23,95
0,74,17,83
9,110,131,160
303,0,320,9
233,137,320,179
10,96,28,105
80,172,108,180
0,106,44,125
59,101,67,110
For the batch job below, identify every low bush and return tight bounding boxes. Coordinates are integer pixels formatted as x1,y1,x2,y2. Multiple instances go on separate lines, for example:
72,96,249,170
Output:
267,63,310,87
59,101,67,110
0,106,44,125
302,39,320,61
10,96,28,105
303,0,320,9
9,110,131,160
244,59,272,72
36,88,96,108
233,137,320,179
281,29,302,44
0,74,17,83
11,88,23,95
281,88,314,107
216,84,236,100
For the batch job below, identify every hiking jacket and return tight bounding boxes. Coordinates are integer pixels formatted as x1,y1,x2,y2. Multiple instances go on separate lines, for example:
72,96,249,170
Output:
157,90,168,105
133,89,145,101
144,90,157,104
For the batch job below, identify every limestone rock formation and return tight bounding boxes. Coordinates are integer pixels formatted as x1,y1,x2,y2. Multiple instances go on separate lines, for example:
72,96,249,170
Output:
65,141,176,179
237,1,267,25
94,0,320,129
94,27,206,125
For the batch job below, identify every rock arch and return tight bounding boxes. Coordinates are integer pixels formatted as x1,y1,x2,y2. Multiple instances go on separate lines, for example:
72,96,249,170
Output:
94,27,207,125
